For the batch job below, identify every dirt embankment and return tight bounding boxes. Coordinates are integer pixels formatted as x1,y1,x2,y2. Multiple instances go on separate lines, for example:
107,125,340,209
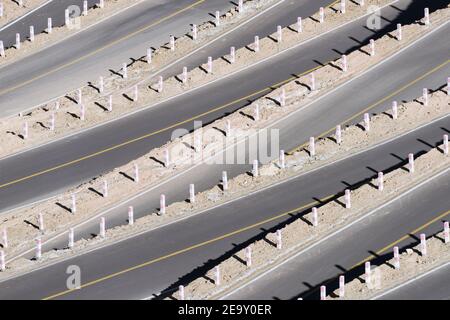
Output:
167,148,449,300
329,231,450,300
1,88,448,279
3,0,443,159
0,0,144,64
0,0,47,28
0,3,448,272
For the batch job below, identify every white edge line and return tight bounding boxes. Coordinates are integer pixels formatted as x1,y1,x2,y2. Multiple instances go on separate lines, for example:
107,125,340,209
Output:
1,0,448,265
3,14,449,262
2,111,448,282
370,260,450,300
0,0,53,33
0,0,398,160
219,168,450,299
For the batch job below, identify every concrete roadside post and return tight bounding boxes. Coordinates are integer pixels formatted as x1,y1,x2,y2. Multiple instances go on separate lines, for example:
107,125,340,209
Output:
215,11,220,27
245,246,252,267
377,172,384,191
0,251,5,271
36,237,42,260
319,7,324,24
310,72,316,91
65,9,70,27
364,113,370,131
320,285,326,300
100,217,106,238
422,88,428,106
160,194,166,215
99,0,104,9
99,76,104,93
189,184,195,204
444,221,449,244
276,230,282,250
396,23,402,41
133,163,139,182
71,194,77,213
392,101,398,119
344,189,351,209
447,77,450,96
128,206,134,226
297,17,302,33
225,120,231,137
133,85,138,102
0,41,4,56
279,150,285,169
254,103,260,121
179,285,185,300
83,0,88,16
238,0,243,13
147,48,152,64
252,159,259,177
38,212,44,232
47,18,53,33
158,76,164,93
77,88,82,104
108,95,113,112
68,228,74,248
22,122,28,139
277,25,282,43
408,153,414,173
444,135,449,156
0,3,3,18
339,275,345,298
215,266,221,286
170,35,175,51
365,261,371,286
102,180,108,197
207,56,213,73
340,0,346,14
420,233,427,256
309,137,315,157
2,229,7,249
29,26,35,42
230,46,235,63
254,36,260,52
312,207,318,227
192,24,198,40
342,54,347,72
424,8,430,26
164,149,170,167
336,125,342,144
393,246,400,269
80,104,85,121
15,33,20,49
122,63,127,79
222,171,228,191
182,66,188,84
370,39,375,56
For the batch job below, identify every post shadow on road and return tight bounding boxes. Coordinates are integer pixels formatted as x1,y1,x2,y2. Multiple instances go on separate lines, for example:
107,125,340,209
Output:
152,131,447,300
289,230,447,300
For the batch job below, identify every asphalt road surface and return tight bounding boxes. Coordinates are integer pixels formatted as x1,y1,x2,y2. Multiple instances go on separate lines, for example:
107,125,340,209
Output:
223,169,450,300
375,262,450,300
0,114,447,299
0,0,447,212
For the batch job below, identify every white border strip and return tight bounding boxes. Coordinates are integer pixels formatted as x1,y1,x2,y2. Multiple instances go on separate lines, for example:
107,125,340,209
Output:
219,168,450,299
371,260,450,300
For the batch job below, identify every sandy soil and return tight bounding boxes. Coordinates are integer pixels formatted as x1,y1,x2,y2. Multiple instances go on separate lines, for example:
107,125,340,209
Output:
3,0,443,159
167,148,449,300
0,0,144,65
0,0,47,28
0,5,448,277
0,90,448,280
330,232,450,300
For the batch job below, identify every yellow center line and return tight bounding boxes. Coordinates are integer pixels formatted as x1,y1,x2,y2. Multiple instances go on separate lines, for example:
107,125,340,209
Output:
350,208,450,269
0,0,207,97
0,63,321,189
287,59,450,155
43,195,334,300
